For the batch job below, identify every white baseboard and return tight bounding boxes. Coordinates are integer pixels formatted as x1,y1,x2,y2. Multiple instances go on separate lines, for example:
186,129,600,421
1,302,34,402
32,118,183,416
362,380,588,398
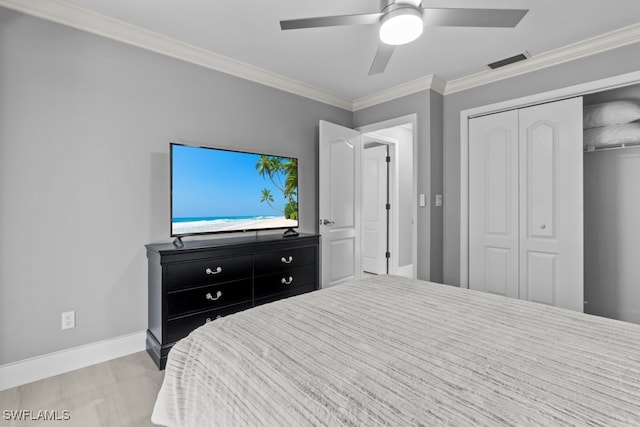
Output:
396,264,414,278
0,331,147,391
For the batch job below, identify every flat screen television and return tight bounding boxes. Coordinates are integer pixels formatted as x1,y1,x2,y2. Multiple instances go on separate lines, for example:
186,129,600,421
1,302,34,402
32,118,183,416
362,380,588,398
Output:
170,143,299,239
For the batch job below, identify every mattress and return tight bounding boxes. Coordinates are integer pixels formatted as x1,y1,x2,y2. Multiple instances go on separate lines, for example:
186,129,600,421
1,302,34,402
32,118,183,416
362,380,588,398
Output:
152,275,640,426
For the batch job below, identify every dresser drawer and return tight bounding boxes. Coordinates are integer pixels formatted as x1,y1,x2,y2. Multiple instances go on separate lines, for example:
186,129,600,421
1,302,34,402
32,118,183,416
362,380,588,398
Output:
254,246,315,275
255,285,315,306
255,264,315,298
165,302,252,344
167,278,252,318
165,255,252,290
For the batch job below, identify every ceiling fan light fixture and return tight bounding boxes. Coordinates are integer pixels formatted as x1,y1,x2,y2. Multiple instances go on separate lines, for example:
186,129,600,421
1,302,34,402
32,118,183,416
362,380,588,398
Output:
379,7,423,46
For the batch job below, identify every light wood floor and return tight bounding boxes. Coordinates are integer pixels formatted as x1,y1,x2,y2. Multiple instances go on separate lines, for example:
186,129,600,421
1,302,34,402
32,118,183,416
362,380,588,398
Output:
0,351,164,426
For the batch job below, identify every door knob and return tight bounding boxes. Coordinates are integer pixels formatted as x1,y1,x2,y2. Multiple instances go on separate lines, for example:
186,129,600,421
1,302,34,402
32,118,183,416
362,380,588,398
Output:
323,219,335,226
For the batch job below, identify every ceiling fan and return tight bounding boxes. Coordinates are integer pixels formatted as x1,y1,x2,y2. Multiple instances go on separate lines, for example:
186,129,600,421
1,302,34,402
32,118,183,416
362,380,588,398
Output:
280,0,529,75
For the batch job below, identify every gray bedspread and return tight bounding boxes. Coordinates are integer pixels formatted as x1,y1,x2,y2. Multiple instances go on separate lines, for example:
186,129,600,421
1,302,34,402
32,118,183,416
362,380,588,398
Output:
152,275,640,426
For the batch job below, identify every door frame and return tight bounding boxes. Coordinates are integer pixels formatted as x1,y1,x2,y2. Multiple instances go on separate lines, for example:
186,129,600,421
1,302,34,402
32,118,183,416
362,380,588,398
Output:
460,70,640,288
358,113,418,278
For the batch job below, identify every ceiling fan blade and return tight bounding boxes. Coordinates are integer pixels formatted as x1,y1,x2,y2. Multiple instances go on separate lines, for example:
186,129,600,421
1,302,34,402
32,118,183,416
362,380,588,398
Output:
422,8,528,28
280,13,382,30
368,44,395,75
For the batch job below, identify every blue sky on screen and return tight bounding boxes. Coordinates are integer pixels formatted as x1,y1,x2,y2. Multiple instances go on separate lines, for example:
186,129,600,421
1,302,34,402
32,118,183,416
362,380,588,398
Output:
172,145,294,218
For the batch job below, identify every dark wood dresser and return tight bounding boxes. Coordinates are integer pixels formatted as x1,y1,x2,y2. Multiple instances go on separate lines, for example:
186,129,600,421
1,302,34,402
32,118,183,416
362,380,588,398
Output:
146,233,320,369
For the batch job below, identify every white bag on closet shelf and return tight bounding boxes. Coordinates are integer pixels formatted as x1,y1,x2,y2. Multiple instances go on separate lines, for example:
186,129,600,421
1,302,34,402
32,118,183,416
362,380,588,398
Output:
583,100,640,129
583,122,640,150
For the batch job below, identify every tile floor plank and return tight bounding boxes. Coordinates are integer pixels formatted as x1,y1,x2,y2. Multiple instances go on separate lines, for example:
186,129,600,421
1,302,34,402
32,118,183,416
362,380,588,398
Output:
0,352,163,427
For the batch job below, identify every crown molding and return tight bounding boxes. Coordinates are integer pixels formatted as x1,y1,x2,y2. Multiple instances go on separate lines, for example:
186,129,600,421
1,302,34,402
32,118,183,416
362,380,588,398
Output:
0,0,353,111
352,74,446,111
444,22,640,95
2,0,639,110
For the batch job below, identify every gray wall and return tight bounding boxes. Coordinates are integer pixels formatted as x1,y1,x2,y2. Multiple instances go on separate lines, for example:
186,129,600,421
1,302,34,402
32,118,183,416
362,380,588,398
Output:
583,83,640,324
584,82,640,105
353,91,443,282
0,8,351,365
443,43,640,286
429,92,444,283
584,146,640,324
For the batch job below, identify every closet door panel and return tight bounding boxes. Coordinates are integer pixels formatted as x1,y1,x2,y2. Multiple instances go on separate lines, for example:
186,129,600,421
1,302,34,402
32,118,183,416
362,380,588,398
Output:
484,247,511,296
518,97,583,311
469,110,519,298
525,251,557,305
526,123,557,240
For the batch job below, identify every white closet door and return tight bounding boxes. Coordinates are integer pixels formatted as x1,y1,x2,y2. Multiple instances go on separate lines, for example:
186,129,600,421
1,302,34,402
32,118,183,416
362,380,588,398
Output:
469,110,520,298
518,97,583,311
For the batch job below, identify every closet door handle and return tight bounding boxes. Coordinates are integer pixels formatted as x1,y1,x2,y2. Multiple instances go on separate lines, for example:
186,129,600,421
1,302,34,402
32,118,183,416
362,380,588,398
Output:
281,256,293,264
281,276,294,285
205,290,222,301
206,266,222,275
540,224,546,229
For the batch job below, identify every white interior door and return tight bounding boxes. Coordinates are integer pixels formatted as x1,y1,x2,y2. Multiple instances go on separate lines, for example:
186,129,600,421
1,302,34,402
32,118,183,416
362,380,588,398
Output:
518,97,583,311
319,120,361,288
362,144,388,275
469,110,520,298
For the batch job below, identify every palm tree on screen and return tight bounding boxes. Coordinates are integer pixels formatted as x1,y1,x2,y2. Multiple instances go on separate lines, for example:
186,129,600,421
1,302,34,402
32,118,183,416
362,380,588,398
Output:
260,188,276,211
255,156,298,219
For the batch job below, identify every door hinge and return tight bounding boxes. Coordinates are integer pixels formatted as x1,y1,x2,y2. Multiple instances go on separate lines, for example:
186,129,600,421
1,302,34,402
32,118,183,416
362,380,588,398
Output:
386,155,391,163
385,252,391,259
385,203,391,210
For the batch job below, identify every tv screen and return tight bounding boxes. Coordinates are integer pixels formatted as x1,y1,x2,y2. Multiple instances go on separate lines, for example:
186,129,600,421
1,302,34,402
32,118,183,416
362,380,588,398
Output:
170,143,298,237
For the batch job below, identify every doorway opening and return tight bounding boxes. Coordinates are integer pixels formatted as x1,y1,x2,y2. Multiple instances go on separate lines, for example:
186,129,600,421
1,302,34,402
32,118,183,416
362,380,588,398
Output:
360,121,415,278
318,114,417,288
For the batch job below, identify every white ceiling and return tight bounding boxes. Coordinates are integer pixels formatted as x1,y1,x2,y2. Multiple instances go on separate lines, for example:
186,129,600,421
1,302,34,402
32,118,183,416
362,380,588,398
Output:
10,0,640,102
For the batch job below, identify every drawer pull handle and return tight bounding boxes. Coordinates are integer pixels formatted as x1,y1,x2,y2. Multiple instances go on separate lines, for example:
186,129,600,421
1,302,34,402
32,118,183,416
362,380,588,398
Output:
281,276,294,285
205,315,222,323
281,256,293,264
206,266,223,275
205,290,222,301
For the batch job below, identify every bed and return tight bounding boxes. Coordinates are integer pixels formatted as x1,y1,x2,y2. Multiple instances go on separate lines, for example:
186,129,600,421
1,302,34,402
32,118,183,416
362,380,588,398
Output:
151,275,640,426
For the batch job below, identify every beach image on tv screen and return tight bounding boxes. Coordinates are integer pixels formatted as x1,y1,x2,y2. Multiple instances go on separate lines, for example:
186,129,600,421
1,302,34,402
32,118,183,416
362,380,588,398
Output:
171,144,298,235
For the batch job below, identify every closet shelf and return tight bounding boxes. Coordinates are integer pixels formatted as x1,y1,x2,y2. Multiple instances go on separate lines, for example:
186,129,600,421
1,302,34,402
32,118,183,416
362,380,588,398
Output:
584,141,640,152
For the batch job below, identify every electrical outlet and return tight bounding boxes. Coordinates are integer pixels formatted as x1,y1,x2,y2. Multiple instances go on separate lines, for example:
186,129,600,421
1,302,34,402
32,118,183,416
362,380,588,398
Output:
61,311,75,330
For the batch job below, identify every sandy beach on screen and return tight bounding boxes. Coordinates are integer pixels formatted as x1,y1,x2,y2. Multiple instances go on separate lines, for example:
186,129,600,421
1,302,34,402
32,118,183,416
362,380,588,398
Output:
217,217,297,231
173,217,297,235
